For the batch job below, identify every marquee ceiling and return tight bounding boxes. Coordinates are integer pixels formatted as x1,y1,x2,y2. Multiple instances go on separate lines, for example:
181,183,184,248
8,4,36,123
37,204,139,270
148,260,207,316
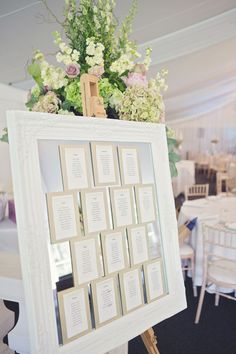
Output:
1,0,236,121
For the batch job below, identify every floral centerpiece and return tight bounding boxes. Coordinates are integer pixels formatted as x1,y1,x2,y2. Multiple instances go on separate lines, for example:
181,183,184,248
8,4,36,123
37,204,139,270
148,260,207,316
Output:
1,0,179,176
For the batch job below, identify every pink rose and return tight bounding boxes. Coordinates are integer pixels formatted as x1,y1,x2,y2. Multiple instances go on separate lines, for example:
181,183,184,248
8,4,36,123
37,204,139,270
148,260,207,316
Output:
88,65,105,78
65,63,80,78
123,72,148,88
134,63,147,75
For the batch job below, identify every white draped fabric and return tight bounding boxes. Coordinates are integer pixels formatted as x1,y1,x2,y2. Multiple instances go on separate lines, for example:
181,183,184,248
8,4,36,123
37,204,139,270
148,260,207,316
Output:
172,160,195,197
0,83,27,192
168,100,236,160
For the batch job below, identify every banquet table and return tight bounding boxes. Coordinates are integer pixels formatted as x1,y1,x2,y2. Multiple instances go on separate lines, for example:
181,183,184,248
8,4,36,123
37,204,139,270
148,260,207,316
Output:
178,195,236,286
0,219,128,354
172,160,195,197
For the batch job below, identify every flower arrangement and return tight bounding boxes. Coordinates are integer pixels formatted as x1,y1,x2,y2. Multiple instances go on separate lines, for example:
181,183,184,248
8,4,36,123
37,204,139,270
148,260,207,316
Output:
26,0,168,120
1,0,180,176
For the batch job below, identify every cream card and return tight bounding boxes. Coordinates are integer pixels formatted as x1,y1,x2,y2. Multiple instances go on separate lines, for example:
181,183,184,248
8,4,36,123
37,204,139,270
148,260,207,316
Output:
110,187,135,228
91,142,119,186
144,259,164,302
128,224,149,266
58,286,91,343
71,237,101,285
119,146,141,185
81,189,109,234
46,192,81,243
92,276,120,327
101,229,128,275
59,145,91,190
120,267,143,314
135,184,156,223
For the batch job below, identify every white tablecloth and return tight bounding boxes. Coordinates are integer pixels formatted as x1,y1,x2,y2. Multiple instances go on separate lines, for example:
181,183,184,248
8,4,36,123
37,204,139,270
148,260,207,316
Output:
172,160,195,197
0,219,18,253
178,196,236,286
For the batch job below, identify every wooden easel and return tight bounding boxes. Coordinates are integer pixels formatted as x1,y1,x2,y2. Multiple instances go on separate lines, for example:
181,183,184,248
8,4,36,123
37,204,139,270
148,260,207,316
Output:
80,73,107,118
141,328,160,354
105,327,160,354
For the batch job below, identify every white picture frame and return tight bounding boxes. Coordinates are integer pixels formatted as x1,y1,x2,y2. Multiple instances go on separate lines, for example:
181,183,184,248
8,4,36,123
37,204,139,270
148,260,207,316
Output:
7,111,186,354
127,224,149,266
91,275,121,328
91,142,119,186
80,188,110,235
59,144,92,190
143,258,165,303
118,146,142,185
110,186,136,228
101,228,129,275
135,184,157,223
70,236,102,286
58,286,92,344
46,191,81,243
119,267,144,314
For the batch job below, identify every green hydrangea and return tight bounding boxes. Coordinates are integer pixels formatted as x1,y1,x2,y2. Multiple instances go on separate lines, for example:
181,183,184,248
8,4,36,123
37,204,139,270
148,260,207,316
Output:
64,80,82,112
31,84,41,97
99,78,121,108
118,85,165,123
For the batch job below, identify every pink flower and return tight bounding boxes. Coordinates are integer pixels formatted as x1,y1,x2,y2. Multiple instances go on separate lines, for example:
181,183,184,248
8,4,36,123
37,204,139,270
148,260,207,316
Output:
123,72,148,88
65,63,80,78
88,65,105,78
134,63,147,75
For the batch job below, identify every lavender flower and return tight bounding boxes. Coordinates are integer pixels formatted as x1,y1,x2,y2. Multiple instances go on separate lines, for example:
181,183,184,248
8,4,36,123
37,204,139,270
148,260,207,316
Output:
65,63,80,78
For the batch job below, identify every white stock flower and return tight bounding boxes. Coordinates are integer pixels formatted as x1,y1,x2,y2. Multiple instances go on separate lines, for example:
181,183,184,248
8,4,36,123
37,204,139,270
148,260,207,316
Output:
110,54,134,75
85,38,104,67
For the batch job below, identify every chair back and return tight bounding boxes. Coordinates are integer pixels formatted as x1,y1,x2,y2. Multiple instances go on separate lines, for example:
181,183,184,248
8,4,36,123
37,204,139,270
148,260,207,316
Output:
227,163,236,192
185,184,209,200
202,224,236,268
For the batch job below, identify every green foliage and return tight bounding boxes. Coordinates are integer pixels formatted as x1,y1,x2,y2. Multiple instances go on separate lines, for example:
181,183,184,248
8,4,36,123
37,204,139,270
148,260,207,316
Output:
22,0,178,179
118,0,137,51
25,93,40,110
63,0,137,88
0,128,8,143
27,62,43,87
167,135,180,178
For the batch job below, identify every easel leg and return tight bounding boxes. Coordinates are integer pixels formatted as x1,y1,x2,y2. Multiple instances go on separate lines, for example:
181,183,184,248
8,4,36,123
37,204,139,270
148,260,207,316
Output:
141,328,160,354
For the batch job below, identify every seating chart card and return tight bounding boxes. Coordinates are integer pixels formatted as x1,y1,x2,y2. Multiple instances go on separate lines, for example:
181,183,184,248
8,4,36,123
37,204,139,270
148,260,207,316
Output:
127,224,149,266
59,145,91,190
92,276,121,327
46,191,81,243
118,146,141,185
81,188,110,235
91,142,119,186
135,184,156,223
101,229,128,275
143,259,165,303
110,186,135,228
58,286,91,344
71,236,101,285
119,267,144,314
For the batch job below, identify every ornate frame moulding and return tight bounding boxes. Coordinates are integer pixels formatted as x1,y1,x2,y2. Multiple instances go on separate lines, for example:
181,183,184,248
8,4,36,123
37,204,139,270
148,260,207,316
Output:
7,111,186,354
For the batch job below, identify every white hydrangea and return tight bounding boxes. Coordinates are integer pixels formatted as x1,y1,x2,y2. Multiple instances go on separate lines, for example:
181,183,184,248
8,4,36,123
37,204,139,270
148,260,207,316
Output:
110,54,134,76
